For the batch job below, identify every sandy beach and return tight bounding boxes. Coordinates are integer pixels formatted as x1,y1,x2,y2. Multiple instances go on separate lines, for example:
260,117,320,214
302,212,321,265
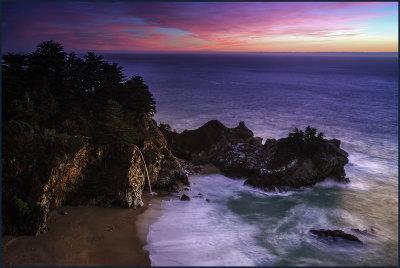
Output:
2,164,219,266
2,192,166,266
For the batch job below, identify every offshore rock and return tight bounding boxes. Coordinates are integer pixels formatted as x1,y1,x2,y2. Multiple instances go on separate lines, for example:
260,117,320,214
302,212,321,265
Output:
310,229,363,243
160,120,255,162
162,120,349,191
242,136,349,190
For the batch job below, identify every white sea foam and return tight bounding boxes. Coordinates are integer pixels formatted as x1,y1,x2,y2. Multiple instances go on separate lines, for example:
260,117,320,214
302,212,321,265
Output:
315,178,370,191
145,174,276,266
247,185,307,197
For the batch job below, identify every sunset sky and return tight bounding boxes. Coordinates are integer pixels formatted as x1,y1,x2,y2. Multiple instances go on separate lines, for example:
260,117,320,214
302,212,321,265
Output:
2,1,398,53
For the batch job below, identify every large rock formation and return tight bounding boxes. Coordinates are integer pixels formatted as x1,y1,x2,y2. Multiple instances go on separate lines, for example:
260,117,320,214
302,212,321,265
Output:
161,121,349,191
160,120,258,162
2,116,188,235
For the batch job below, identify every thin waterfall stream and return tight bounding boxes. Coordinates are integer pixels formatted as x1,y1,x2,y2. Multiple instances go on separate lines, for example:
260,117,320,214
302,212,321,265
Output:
136,145,156,195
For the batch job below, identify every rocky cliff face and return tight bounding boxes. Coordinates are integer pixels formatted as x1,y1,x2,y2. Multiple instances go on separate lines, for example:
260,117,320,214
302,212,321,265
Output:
3,116,188,236
141,115,189,190
36,145,89,234
162,121,350,191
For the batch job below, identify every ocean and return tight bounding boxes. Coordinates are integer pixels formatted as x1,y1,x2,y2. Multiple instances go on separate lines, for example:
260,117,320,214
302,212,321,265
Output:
104,52,398,266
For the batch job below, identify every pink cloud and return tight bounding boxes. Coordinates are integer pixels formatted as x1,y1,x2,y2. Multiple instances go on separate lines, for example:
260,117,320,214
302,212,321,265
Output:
2,2,397,52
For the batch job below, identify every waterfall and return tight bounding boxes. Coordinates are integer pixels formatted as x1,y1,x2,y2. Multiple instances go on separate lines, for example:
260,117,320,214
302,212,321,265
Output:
136,146,156,195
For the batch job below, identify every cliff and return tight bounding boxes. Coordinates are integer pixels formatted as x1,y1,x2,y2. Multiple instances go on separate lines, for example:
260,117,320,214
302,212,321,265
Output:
2,41,191,236
2,116,188,236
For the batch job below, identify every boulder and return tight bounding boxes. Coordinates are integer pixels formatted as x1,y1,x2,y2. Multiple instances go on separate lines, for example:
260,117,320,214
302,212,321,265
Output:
310,229,362,243
180,194,191,201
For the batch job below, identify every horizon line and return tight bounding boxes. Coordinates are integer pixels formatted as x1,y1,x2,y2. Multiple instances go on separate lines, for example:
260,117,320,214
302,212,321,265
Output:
82,50,399,54
2,49,397,55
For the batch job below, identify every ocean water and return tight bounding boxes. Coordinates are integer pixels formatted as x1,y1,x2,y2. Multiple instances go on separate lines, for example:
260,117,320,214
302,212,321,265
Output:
104,52,398,266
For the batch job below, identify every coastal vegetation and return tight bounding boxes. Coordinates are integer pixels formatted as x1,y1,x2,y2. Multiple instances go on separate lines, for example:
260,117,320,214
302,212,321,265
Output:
2,41,162,235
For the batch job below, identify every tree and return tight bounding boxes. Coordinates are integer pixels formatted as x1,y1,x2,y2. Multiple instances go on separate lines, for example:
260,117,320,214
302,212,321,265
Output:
304,126,317,140
288,127,304,140
288,126,325,142
119,76,156,116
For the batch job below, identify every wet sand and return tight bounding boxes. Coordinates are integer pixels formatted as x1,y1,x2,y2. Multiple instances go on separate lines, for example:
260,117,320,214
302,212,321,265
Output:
2,193,166,266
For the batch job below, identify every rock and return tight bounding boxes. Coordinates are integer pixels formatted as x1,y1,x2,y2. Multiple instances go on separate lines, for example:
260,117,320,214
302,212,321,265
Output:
161,120,349,191
310,229,362,243
231,121,254,142
160,120,230,160
184,187,190,191
249,137,263,147
180,194,191,201
143,116,189,191
60,210,68,215
154,150,189,192
160,120,255,163
177,158,202,175
352,228,375,234
206,199,210,202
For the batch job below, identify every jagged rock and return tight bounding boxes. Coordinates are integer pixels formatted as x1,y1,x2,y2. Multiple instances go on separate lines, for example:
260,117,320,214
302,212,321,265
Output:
177,158,202,175
160,120,254,162
153,150,189,192
35,143,90,234
180,194,191,201
142,116,189,191
161,120,350,191
310,229,362,243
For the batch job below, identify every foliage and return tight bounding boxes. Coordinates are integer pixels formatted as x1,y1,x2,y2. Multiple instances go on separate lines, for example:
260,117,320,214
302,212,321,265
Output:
2,40,156,133
288,126,325,141
2,41,157,234
268,126,327,169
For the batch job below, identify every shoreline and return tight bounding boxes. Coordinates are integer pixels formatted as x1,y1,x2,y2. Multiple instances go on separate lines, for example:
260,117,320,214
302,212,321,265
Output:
1,192,161,266
1,165,220,266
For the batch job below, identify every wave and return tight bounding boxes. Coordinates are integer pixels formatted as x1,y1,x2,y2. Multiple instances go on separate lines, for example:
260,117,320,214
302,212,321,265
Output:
146,174,276,266
145,174,396,266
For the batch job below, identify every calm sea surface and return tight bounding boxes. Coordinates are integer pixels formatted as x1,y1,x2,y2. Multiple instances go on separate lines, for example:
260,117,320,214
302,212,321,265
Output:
104,52,398,266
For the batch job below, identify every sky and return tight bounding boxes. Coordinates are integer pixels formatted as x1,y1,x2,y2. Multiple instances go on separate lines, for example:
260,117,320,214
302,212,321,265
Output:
2,1,398,53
